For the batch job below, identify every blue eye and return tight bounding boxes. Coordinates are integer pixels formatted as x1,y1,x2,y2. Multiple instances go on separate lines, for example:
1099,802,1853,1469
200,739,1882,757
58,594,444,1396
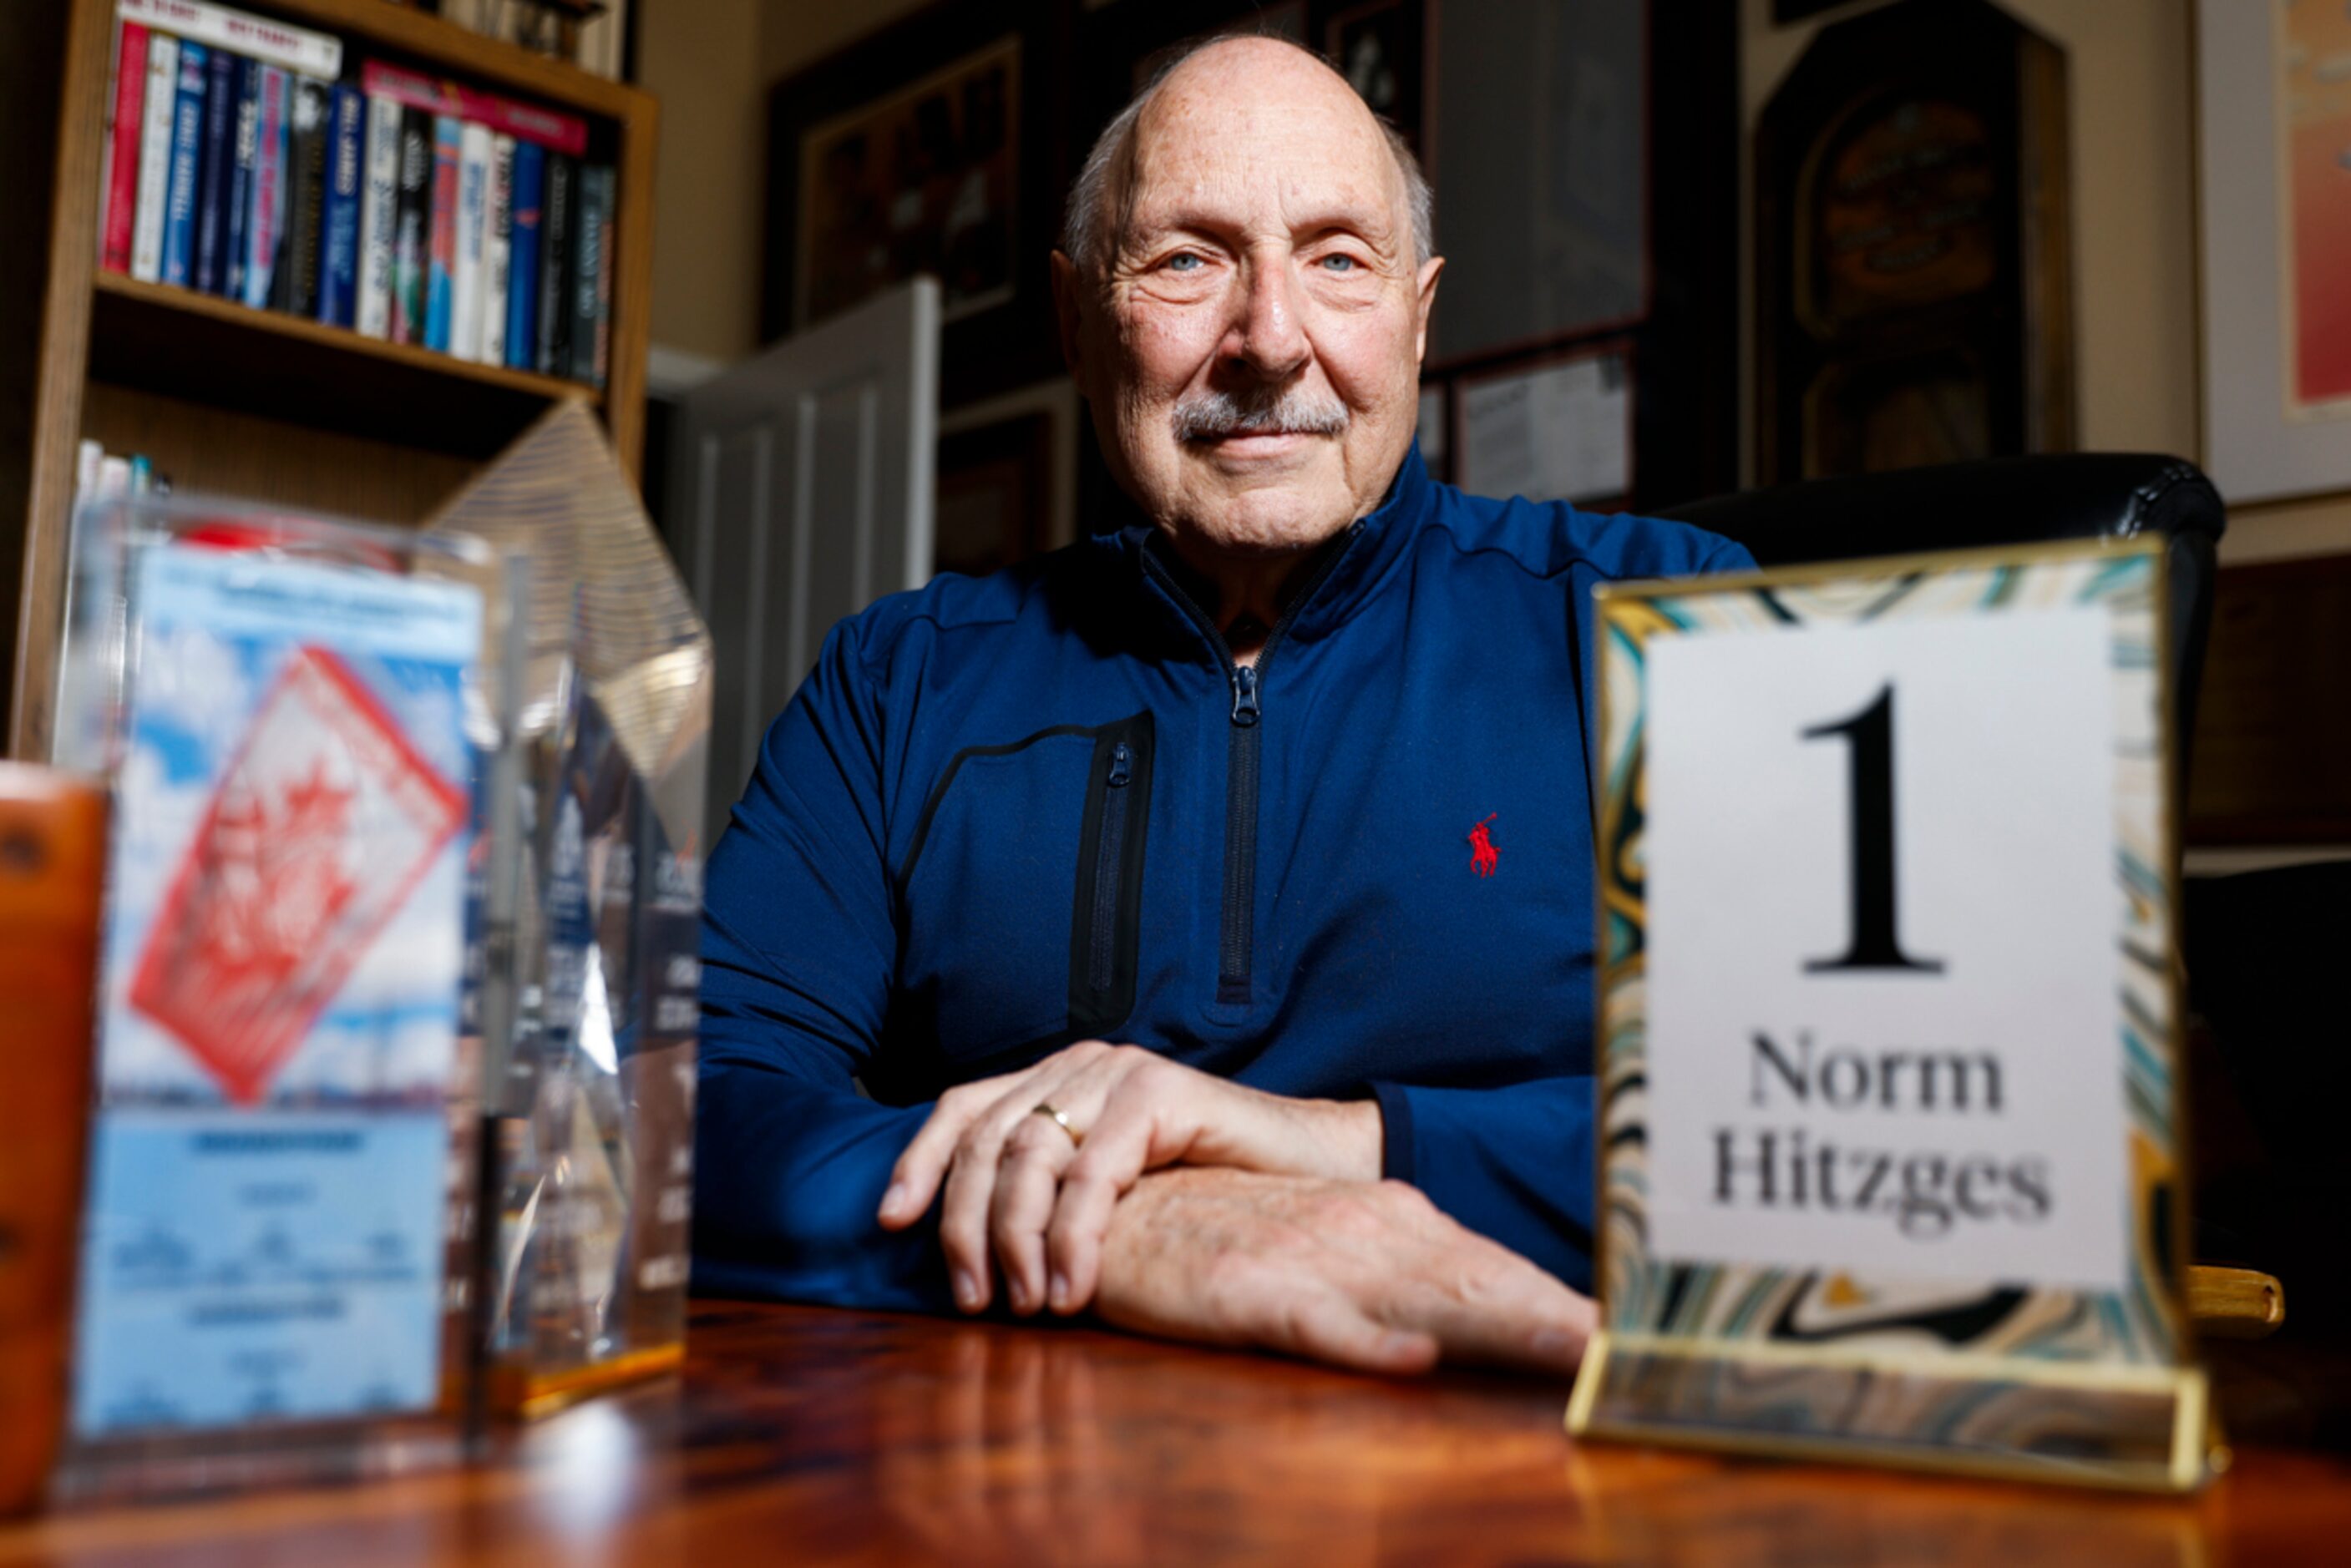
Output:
1320,255,1360,272
1165,253,1202,272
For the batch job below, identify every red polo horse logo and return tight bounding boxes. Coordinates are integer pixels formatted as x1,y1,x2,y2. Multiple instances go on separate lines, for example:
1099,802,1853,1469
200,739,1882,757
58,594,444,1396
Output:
1468,813,1499,878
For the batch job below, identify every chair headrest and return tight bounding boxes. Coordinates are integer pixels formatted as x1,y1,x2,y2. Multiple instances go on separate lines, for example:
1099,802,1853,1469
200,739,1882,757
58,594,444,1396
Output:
1657,454,2226,569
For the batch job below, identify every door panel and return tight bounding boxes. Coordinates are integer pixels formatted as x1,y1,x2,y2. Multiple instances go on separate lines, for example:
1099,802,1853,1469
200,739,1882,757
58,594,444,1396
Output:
666,279,940,847
698,422,770,818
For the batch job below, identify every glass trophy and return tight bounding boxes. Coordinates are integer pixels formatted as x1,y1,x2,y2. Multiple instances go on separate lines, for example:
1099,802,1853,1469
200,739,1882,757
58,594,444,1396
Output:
425,403,711,1415
51,493,523,1497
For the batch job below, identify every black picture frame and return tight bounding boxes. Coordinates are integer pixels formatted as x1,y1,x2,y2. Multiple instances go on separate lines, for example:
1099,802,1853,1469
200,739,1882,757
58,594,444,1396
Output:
935,412,1059,577
763,0,1072,408
1420,0,1740,513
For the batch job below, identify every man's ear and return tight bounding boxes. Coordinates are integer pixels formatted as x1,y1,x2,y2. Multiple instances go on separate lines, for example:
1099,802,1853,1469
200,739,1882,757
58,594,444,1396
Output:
1412,255,1445,368
1051,250,1088,391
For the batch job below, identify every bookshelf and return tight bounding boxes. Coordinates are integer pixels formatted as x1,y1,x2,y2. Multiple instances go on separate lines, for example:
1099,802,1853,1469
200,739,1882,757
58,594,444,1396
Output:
11,0,659,759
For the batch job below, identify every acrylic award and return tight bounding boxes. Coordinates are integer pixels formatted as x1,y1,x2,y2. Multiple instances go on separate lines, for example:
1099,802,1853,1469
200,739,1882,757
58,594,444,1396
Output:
1569,538,2216,1493
51,493,522,1496
424,402,711,1417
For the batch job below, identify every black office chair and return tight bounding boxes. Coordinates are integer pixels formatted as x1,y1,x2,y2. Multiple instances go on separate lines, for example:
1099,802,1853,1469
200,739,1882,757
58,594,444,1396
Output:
1658,453,2228,776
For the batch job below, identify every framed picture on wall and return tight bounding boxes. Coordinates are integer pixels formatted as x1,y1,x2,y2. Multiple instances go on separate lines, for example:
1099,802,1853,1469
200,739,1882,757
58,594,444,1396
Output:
1752,0,2073,488
1425,0,1648,367
793,37,1020,330
935,378,1082,574
765,0,1070,407
2197,0,2351,503
1452,341,1636,507
1408,0,1738,512
936,413,1055,578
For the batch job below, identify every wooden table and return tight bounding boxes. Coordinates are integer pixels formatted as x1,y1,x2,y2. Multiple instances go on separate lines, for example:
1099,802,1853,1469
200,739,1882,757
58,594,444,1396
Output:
7,1301,2351,1566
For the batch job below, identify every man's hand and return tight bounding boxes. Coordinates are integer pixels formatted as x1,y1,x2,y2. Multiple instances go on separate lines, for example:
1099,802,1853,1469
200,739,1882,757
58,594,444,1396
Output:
1095,1166,1595,1377
876,1041,1381,1318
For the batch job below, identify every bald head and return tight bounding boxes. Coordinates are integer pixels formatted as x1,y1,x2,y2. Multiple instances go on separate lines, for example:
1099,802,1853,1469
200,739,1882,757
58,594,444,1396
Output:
1061,34,1433,277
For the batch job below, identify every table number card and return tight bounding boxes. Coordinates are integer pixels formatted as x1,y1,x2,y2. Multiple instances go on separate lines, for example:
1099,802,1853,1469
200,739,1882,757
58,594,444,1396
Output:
1566,539,2214,1493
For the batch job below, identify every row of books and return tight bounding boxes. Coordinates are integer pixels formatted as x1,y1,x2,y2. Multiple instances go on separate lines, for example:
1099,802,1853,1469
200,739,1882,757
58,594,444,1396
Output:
75,439,175,506
99,0,616,387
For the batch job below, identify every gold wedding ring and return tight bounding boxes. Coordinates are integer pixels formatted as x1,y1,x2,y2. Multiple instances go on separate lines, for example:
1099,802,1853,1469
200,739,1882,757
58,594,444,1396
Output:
1031,1101,1082,1148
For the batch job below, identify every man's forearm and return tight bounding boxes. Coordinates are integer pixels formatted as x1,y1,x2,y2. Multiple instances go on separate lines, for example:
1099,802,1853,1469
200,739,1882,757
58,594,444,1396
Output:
693,1060,952,1313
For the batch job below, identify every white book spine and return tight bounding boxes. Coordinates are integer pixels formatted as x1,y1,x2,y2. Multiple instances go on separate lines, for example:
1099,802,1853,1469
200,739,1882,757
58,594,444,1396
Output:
96,456,133,502
480,134,514,367
451,122,491,363
119,0,342,79
129,33,179,284
357,93,400,338
74,439,104,511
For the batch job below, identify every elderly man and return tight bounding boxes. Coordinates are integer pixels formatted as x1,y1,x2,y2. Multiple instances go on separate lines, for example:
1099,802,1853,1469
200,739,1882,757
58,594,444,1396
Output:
695,35,1751,1374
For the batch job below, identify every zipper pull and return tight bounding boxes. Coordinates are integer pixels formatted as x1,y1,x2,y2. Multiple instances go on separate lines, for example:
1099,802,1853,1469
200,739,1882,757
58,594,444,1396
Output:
1229,665,1260,728
1107,741,1132,787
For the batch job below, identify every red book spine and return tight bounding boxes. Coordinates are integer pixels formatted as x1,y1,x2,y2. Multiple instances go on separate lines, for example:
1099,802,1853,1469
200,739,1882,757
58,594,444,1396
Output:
357,58,588,156
101,23,150,274
459,89,587,159
429,120,459,313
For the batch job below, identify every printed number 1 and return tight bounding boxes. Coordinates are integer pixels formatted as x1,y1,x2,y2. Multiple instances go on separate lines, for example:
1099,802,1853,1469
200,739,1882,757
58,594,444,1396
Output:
1803,684,1943,975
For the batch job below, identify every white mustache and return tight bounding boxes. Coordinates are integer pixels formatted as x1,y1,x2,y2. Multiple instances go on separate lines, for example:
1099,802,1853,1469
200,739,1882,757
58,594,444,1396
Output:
1171,387,1350,443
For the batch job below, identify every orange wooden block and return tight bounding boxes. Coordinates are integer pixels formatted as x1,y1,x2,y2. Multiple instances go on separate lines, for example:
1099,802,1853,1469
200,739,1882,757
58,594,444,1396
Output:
0,764,106,1515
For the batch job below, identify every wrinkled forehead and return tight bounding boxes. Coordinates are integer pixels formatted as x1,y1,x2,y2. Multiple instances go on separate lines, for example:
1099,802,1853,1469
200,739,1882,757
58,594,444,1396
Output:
1117,70,1406,245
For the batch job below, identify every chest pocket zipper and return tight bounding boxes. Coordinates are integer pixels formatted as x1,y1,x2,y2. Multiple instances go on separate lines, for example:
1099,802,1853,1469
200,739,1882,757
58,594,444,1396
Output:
1067,716,1153,1039
1088,742,1132,994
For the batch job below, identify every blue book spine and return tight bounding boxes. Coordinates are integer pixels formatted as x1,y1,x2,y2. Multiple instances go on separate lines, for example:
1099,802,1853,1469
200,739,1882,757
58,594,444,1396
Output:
424,115,459,352
318,82,363,327
160,42,207,288
504,139,544,369
221,55,259,303
191,47,236,294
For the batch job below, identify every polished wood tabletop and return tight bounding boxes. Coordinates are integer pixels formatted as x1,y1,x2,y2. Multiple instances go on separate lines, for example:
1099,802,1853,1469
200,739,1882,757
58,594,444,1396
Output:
7,1299,2351,1566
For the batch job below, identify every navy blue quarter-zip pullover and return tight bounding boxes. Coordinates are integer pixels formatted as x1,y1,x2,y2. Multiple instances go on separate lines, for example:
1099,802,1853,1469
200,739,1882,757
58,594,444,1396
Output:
695,444,1752,1310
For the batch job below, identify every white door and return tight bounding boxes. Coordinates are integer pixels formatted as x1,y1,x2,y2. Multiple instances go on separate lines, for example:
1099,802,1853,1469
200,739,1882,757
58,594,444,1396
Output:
666,278,940,844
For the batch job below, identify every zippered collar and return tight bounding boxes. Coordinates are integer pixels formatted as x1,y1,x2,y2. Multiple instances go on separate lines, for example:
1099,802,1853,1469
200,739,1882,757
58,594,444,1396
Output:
1114,440,1437,665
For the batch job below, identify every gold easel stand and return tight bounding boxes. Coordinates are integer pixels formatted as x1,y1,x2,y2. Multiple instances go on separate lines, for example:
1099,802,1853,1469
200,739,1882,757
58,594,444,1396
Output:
1568,1329,2223,1494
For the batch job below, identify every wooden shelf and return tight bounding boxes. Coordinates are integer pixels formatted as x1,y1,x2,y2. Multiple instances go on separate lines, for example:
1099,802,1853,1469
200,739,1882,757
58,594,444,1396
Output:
90,272,596,460
79,383,485,529
254,0,644,120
